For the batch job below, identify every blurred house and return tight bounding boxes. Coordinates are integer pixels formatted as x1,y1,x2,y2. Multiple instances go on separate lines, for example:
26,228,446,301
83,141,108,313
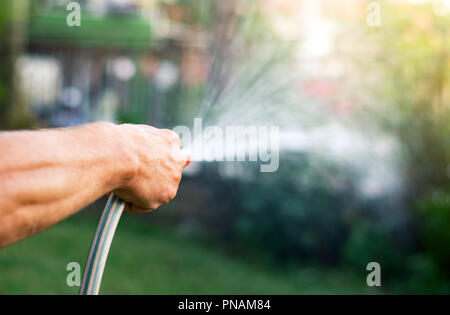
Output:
12,0,211,127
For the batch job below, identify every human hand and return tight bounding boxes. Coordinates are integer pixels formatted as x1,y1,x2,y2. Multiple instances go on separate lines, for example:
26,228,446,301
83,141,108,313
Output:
112,124,189,213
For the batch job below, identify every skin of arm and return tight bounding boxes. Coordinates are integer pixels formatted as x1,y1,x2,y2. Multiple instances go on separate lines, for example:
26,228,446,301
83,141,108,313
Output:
0,122,188,248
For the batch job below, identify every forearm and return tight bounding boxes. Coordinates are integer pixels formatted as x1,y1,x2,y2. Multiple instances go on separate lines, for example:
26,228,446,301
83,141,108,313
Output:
0,122,133,247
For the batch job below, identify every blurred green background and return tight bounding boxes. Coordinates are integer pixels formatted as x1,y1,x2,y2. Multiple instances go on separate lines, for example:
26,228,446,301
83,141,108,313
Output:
0,0,449,294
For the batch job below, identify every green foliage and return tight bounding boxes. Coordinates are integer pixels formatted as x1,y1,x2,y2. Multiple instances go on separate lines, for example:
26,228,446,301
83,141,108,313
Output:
343,223,404,279
179,156,355,267
344,2,450,291
28,12,153,51
401,254,450,294
0,1,11,124
416,191,450,273
232,157,350,264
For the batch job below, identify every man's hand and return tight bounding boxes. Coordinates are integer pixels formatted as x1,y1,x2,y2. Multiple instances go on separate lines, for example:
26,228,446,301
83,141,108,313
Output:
0,122,188,247
113,124,189,213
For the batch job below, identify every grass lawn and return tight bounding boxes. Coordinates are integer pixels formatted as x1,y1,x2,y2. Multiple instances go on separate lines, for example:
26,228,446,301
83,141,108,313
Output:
0,212,375,294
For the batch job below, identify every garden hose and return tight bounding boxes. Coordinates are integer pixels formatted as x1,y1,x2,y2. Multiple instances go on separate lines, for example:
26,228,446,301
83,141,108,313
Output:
80,193,125,295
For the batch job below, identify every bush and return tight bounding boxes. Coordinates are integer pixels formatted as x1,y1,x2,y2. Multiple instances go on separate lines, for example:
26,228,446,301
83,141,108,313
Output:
415,191,450,275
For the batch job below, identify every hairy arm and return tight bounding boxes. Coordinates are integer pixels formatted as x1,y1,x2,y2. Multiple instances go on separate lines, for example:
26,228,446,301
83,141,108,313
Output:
0,122,187,247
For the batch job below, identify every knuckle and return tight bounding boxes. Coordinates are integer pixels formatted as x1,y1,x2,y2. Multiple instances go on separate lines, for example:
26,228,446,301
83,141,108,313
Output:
169,148,179,161
160,192,170,204
163,129,180,144
161,187,177,203
169,187,177,199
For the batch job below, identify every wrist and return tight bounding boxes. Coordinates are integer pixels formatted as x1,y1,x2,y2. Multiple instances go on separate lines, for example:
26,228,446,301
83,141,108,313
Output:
76,121,138,193
101,122,138,192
